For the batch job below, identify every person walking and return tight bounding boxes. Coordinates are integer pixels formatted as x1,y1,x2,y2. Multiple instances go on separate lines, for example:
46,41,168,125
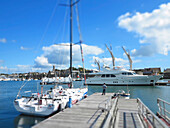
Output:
102,83,107,95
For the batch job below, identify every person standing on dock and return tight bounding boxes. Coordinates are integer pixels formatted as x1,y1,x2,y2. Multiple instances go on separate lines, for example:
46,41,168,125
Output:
102,83,107,95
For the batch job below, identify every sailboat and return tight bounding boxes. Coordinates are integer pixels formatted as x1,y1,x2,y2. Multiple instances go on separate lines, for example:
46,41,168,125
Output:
14,0,88,117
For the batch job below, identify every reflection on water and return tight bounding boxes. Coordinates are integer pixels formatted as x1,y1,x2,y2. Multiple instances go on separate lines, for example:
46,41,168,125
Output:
14,114,45,128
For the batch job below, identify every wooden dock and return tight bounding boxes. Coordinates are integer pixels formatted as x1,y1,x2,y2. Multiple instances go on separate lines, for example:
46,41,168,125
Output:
33,93,114,128
33,93,168,128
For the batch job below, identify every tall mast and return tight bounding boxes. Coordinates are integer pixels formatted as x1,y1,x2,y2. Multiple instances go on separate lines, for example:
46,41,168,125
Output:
70,0,73,81
60,0,80,88
122,46,132,70
105,44,115,69
95,59,100,71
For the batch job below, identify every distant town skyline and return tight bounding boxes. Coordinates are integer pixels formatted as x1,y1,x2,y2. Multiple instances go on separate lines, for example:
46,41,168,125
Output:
0,0,170,73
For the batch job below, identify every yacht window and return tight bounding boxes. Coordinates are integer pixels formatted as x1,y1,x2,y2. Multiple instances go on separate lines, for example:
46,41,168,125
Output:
111,74,116,77
101,74,105,77
128,72,133,75
106,74,110,77
122,73,126,75
87,75,95,78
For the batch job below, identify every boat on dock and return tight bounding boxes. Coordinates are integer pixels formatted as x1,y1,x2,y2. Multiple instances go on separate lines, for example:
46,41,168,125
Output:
14,0,88,117
40,76,72,85
112,90,130,99
14,86,87,117
86,66,162,86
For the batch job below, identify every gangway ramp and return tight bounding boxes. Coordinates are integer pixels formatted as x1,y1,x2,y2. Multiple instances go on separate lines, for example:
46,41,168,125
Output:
114,99,144,128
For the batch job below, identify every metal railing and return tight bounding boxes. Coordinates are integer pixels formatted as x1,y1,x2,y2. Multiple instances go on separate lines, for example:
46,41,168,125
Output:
157,98,170,124
137,98,168,128
101,97,118,128
98,96,113,111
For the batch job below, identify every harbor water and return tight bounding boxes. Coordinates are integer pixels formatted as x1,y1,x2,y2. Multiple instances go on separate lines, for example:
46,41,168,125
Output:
0,80,169,128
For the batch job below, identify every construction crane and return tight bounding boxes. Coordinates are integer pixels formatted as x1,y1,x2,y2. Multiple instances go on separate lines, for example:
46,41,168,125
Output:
105,44,115,69
95,59,100,71
122,46,132,70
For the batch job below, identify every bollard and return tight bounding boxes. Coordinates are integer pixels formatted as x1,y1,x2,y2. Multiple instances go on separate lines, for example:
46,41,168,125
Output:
68,96,72,108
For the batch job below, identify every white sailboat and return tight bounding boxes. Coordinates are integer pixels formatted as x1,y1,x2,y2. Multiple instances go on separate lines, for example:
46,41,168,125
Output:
14,0,88,117
14,86,87,116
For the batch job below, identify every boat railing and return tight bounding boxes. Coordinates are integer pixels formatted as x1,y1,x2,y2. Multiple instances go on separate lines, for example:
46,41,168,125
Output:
157,98,170,124
137,98,168,128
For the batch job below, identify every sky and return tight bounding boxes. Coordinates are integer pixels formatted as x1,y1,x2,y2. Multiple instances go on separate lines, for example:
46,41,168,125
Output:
0,0,170,73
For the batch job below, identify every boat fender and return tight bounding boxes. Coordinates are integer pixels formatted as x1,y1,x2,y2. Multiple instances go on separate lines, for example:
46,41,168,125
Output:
48,104,53,109
84,95,87,98
68,96,72,108
14,100,18,105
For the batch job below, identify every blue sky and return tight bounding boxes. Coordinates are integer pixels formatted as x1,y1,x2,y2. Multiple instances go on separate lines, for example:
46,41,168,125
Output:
0,0,170,73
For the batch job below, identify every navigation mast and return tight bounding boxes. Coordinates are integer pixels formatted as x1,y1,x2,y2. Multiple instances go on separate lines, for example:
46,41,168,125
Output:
95,59,100,71
69,0,80,88
70,0,73,88
122,46,132,70
105,44,115,69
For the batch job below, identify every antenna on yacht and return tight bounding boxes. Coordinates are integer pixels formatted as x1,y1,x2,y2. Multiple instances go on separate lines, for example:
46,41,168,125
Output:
122,46,132,71
105,44,115,69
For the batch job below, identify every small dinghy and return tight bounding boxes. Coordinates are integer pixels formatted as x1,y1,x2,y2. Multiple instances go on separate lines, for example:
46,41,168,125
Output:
112,90,130,99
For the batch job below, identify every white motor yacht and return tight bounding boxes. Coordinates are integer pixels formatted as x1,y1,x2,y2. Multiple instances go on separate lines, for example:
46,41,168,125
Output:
86,67,162,86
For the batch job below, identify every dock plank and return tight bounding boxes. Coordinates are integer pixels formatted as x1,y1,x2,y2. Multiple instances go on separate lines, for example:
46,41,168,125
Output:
114,99,144,128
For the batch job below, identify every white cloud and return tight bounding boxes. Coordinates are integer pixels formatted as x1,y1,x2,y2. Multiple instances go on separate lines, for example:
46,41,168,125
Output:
78,65,82,68
34,56,52,69
34,43,104,69
0,38,7,43
20,46,31,50
92,56,127,68
0,65,49,73
118,3,170,56
96,27,100,31
12,40,16,43
0,66,8,72
91,56,141,69
0,60,4,64
91,64,97,68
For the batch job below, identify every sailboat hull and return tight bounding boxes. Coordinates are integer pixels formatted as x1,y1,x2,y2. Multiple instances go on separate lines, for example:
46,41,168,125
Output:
13,98,64,117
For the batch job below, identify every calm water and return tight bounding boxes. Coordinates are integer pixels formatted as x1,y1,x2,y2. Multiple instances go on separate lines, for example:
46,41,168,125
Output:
0,80,169,128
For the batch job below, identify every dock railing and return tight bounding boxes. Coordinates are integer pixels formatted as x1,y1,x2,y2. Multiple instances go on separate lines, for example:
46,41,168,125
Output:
157,98,170,124
98,97,118,128
98,96,113,111
137,98,168,128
